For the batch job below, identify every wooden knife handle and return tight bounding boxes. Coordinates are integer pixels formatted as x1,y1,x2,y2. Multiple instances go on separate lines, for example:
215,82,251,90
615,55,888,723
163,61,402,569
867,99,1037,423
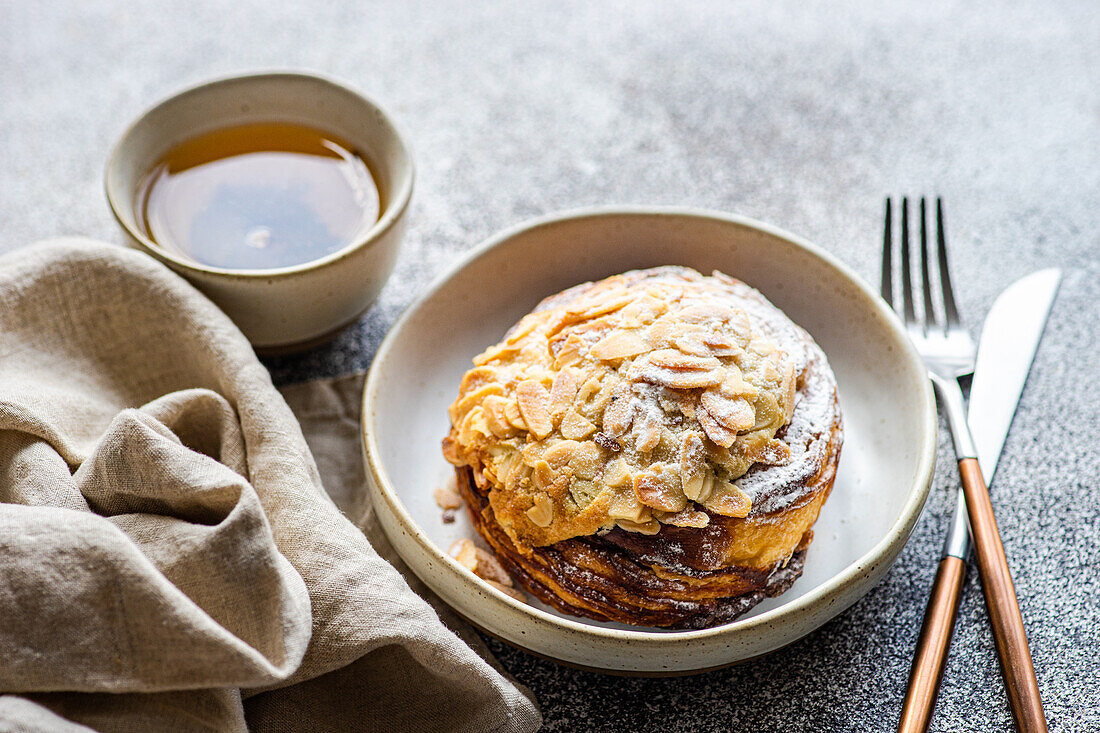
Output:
958,457,1047,732
898,555,967,733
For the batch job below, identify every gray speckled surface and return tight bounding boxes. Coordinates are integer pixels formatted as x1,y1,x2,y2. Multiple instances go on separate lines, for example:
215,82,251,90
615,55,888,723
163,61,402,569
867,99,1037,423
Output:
2,2,1098,730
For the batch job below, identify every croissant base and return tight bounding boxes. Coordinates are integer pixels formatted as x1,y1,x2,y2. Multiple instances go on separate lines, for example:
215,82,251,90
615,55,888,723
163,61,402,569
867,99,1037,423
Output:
457,464,829,630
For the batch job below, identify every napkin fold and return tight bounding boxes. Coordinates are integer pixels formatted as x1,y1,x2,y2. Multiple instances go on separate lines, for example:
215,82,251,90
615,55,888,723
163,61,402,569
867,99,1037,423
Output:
0,239,541,732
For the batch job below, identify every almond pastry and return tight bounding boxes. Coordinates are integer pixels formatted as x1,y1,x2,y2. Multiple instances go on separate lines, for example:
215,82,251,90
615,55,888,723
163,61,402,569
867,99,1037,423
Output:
443,266,842,628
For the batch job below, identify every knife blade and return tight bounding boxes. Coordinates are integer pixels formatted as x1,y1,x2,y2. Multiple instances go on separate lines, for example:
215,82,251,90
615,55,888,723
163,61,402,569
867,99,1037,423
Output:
968,268,1062,483
940,268,1061,560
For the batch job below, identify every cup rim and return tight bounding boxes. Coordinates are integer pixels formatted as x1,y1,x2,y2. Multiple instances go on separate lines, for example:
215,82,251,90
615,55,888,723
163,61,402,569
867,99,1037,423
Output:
104,70,414,280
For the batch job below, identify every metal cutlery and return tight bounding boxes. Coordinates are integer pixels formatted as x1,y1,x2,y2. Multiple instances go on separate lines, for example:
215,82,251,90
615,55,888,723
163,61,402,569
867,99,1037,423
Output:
885,198,1048,732
900,266,1059,730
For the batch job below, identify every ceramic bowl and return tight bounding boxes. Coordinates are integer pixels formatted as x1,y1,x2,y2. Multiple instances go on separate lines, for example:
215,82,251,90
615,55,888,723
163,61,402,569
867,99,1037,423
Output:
361,207,936,674
105,71,413,351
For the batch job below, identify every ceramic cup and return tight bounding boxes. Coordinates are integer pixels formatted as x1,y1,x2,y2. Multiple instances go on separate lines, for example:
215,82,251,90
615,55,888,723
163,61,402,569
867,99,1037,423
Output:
105,71,413,351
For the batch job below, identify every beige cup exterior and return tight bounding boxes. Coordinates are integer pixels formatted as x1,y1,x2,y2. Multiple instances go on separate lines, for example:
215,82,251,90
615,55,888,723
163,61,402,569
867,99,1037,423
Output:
106,72,413,349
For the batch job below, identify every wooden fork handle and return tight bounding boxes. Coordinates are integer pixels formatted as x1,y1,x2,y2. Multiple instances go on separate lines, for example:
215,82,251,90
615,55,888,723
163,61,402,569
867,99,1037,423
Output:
898,555,967,732
959,457,1048,732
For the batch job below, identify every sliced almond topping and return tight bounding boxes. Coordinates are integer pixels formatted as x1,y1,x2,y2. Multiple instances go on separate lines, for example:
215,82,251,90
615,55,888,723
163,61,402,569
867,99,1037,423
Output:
433,483,463,510
473,341,519,365
520,441,545,468
458,366,498,394
551,333,587,368
543,440,580,469
574,374,603,406
503,316,538,345
633,465,688,513
503,399,527,429
608,490,647,521
526,493,554,527
708,481,752,518
648,348,722,371
698,406,737,448
751,390,782,432
780,360,797,421
643,320,680,349
590,330,650,361
457,407,491,446
709,345,742,359
516,379,553,438
636,365,725,389
449,538,478,571
560,408,596,440
447,271,804,551
563,293,633,323
570,441,602,480
702,331,741,357
449,383,504,423
482,395,519,438
719,365,754,396
698,472,716,504
664,507,710,528
618,295,667,326
588,373,621,416
602,457,632,488
673,333,711,357
757,438,792,466
631,410,663,453
727,310,753,345
601,385,634,437
449,538,514,584
709,270,739,286
678,303,735,324
549,368,581,420
615,518,661,535
752,340,779,357
546,294,632,337
700,389,756,432
503,451,528,484
679,432,708,500
530,457,558,490
441,436,460,465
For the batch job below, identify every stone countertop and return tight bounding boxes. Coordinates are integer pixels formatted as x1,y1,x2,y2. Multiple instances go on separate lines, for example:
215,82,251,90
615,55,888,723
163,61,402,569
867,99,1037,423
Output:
2,2,1097,730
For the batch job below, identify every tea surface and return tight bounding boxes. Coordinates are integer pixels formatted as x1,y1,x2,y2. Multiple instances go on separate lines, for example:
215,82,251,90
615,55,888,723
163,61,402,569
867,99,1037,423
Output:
139,122,380,270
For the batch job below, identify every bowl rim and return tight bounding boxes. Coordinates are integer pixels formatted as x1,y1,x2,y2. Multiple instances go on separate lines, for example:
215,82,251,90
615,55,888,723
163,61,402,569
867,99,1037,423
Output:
104,69,415,281
361,205,937,643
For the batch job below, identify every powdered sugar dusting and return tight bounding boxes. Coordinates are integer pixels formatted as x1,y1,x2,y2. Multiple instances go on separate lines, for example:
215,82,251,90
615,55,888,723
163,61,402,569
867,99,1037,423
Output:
610,267,841,515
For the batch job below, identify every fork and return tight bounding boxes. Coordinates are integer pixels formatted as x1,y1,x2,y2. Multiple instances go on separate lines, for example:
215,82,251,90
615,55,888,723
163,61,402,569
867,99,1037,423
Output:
884,198,1047,733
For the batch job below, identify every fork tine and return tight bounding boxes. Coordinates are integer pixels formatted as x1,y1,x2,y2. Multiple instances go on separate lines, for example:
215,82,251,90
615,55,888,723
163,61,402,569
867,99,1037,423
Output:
936,198,961,326
881,199,894,307
900,197,918,326
919,198,939,332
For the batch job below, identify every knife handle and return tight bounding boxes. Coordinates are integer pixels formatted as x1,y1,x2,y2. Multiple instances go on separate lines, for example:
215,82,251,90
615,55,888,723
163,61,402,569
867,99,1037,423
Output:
898,555,967,733
958,457,1048,733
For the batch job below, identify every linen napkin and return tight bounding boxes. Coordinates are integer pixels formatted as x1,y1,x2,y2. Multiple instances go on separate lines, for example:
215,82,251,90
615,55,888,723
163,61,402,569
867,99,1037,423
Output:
0,238,541,733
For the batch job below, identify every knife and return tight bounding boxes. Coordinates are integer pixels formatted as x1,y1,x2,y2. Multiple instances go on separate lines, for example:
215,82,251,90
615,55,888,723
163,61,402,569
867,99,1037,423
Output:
900,268,1061,732
969,268,1062,480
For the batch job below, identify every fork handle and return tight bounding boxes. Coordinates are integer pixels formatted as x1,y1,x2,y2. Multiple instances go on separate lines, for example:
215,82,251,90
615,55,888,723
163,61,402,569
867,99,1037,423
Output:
958,457,1048,732
898,555,967,732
